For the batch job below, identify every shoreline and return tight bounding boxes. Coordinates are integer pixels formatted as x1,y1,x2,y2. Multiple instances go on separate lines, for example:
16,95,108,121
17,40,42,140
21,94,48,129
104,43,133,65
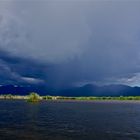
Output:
1,94,140,101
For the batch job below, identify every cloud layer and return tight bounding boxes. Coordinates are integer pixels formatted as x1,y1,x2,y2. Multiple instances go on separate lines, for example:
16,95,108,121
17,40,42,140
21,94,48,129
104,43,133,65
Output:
0,1,140,87
0,0,91,63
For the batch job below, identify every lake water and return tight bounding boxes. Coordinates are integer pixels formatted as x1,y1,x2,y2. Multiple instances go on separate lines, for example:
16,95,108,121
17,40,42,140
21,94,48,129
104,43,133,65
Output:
0,100,140,140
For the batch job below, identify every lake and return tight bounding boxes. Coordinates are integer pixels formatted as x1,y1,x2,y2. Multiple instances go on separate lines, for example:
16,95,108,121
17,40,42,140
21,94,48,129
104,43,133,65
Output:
0,100,140,140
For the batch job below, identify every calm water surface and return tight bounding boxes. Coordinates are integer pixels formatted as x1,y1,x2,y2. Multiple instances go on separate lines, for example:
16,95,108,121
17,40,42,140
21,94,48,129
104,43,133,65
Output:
0,100,140,140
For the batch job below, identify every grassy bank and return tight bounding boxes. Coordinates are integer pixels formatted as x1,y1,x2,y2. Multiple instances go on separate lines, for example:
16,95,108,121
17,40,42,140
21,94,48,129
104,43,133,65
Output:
1,93,140,101
42,96,140,101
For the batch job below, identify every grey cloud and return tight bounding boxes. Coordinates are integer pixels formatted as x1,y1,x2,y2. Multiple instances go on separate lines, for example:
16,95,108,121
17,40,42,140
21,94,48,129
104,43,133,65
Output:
0,0,91,63
0,1,140,87
0,50,47,85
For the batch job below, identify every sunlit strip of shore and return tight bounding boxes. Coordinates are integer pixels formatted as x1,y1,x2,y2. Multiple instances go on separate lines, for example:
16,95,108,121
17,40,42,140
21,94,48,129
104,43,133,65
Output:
1,93,140,101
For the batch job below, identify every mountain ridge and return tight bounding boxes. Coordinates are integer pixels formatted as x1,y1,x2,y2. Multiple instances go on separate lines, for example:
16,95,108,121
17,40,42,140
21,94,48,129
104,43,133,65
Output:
0,84,140,96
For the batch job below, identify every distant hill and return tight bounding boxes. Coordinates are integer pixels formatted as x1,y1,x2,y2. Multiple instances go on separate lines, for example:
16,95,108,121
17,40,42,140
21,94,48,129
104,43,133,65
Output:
0,84,140,96
0,85,48,95
57,84,134,96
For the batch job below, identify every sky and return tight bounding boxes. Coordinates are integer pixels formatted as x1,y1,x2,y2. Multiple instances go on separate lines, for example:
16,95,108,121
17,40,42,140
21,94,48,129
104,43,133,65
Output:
0,0,140,88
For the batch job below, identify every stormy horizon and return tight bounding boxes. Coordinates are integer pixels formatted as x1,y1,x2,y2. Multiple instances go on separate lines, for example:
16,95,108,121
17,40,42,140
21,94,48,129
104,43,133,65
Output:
0,0,140,90
2,1,140,140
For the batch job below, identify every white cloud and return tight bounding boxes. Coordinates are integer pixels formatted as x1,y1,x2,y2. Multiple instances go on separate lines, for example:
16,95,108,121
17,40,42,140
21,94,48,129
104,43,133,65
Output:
21,77,45,84
117,73,140,87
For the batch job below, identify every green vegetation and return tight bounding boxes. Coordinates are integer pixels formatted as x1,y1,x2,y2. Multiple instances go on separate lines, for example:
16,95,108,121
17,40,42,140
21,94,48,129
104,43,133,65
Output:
27,92,41,102
4,94,13,99
42,95,140,101
1,94,140,101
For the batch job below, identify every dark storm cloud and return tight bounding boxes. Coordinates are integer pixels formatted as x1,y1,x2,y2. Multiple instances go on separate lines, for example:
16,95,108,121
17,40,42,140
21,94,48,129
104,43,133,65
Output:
0,1,140,87
0,49,46,85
